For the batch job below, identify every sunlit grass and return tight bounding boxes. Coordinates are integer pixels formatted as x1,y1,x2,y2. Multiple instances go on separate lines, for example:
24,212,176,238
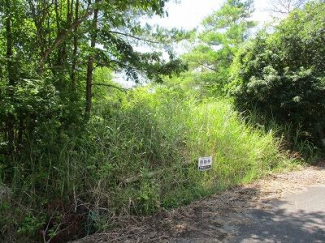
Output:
1,85,298,241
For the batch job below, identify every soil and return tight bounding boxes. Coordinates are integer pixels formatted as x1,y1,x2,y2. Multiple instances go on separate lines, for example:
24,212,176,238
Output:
73,161,325,243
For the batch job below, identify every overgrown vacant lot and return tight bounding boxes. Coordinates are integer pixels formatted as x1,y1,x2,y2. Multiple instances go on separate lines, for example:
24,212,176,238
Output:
1,87,296,242
0,0,324,242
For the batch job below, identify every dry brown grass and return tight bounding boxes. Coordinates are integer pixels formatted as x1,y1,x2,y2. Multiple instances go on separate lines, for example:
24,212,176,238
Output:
73,162,325,243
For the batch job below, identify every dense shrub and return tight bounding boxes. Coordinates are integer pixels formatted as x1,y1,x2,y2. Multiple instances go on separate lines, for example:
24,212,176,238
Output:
229,1,325,145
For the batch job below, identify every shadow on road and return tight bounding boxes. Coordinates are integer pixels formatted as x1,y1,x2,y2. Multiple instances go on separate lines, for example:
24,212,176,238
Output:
234,194,325,243
234,163,325,243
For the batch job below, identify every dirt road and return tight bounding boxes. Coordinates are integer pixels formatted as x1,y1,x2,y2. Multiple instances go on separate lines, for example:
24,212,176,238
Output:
75,162,325,243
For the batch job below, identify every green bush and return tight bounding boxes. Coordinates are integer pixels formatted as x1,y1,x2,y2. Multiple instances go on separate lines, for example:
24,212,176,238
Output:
229,1,325,145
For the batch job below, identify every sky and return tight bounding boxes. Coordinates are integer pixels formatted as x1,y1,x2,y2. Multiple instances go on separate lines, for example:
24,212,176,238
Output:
147,0,273,30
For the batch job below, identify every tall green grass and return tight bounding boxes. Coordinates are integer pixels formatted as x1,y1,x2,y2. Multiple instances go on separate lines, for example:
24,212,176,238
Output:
242,107,324,161
0,85,296,242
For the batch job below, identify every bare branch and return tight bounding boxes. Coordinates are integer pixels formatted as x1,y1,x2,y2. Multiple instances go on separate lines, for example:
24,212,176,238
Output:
197,61,218,72
109,30,159,44
92,83,127,92
268,0,307,17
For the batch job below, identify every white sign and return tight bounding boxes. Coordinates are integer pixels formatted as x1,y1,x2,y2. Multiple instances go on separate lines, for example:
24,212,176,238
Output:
198,156,212,171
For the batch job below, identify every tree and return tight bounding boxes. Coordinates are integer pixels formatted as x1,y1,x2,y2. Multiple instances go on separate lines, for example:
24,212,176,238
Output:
183,0,256,91
85,0,99,114
71,0,80,91
229,1,325,144
4,0,15,158
0,0,186,161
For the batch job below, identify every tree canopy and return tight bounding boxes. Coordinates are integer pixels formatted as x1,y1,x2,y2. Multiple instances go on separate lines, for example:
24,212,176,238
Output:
229,1,325,143
0,0,186,159
183,0,256,91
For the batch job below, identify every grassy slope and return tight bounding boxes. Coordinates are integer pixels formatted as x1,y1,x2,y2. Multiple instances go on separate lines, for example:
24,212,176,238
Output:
86,84,296,218
0,83,297,242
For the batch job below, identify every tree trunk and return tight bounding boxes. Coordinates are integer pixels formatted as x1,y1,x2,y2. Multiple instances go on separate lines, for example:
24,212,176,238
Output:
5,0,15,159
38,2,98,74
85,0,99,115
71,0,79,91
54,0,63,67
18,116,24,153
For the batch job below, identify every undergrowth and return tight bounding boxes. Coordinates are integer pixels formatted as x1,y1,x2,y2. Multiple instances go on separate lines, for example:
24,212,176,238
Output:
0,84,298,242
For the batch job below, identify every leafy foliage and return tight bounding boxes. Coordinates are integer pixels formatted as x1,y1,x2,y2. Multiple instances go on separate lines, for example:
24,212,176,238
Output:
183,0,256,91
229,1,325,145
0,0,322,242
0,0,186,163
0,83,294,242
0,1,187,239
